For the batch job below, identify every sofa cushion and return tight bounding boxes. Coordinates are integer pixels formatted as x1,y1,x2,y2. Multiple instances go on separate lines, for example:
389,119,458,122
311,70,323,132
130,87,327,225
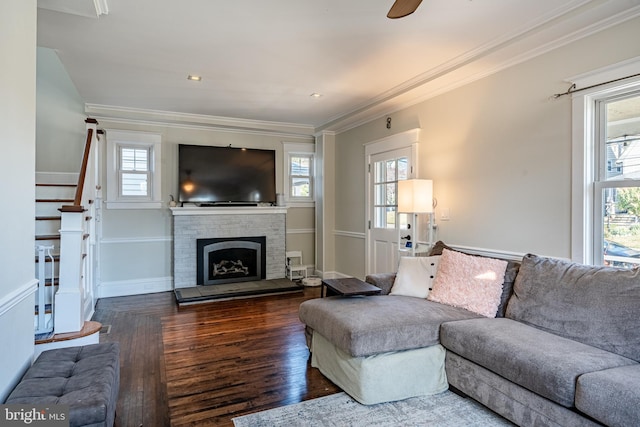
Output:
390,256,440,298
506,254,640,361
428,241,520,317
440,318,637,408
576,364,640,427
299,295,480,357
428,249,507,317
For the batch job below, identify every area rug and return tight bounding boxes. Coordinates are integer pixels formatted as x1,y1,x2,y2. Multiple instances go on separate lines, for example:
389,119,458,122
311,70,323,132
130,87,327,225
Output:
232,391,514,426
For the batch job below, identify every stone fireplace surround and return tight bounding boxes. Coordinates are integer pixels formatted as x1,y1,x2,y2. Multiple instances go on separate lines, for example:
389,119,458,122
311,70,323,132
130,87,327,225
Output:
171,206,287,289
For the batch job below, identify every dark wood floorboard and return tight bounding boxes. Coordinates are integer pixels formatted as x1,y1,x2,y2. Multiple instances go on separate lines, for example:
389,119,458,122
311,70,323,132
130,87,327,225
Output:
93,287,339,427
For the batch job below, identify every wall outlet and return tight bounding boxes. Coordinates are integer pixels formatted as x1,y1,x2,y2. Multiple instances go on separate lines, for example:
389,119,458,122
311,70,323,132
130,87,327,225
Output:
440,208,450,221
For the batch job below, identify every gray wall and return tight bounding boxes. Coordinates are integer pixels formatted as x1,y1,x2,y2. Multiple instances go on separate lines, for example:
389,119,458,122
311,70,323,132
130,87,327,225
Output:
36,47,86,172
331,16,640,278
0,0,37,401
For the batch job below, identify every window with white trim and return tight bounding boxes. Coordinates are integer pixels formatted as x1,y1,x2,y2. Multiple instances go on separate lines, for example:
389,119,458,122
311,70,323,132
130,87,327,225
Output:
119,145,150,197
595,92,640,267
571,59,640,266
290,154,313,199
283,142,315,206
106,130,162,209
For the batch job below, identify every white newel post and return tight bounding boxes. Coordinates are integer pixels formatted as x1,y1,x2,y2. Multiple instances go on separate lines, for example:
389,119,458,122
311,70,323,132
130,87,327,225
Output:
55,211,85,333
54,119,99,333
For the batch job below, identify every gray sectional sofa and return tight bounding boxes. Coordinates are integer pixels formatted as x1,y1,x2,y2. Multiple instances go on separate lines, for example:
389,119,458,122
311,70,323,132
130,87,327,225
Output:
298,243,640,427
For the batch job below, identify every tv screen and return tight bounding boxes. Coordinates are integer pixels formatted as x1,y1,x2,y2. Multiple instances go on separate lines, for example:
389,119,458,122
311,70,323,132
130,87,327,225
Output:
178,144,276,205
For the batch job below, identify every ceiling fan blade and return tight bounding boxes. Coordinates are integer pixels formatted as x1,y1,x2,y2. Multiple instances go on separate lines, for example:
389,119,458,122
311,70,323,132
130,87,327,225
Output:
387,0,423,19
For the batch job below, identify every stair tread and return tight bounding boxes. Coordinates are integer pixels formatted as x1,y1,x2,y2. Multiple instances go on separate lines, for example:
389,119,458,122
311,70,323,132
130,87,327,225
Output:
35,321,102,345
36,234,60,241
34,304,53,315
36,198,74,203
36,216,62,221
36,183,77,187
35,254,60,262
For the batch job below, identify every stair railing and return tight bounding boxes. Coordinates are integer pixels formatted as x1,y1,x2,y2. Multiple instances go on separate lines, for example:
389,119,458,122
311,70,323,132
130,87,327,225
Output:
55,118,100,334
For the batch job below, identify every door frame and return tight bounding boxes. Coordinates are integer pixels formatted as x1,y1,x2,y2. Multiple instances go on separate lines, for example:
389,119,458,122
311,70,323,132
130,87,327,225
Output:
364,129,421,275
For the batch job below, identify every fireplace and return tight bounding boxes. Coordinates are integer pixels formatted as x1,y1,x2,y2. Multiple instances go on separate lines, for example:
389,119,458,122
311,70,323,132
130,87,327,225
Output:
197,236,266,285
172,207,286,289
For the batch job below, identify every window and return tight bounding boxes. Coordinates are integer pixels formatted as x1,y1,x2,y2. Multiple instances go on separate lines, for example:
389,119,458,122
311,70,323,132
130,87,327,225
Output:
372,156,409,229
283,142,315,206
106,130,162,209
571,58,640,265
595,93,640,267
290,154,313,198
119,146,150,197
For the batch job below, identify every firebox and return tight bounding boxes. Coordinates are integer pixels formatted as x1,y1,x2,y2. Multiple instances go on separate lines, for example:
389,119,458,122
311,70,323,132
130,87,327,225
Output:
196,236,266,285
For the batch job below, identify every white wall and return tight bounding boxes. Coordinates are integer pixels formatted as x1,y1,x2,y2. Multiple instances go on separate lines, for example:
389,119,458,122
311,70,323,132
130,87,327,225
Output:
0,0,37,401
332,16,640,277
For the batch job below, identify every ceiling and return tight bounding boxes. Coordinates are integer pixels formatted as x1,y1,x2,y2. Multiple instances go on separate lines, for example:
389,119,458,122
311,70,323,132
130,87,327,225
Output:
36,0,640,134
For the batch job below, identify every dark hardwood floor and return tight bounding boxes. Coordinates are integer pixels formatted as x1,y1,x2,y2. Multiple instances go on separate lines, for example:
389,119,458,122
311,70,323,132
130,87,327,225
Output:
92,287,340,427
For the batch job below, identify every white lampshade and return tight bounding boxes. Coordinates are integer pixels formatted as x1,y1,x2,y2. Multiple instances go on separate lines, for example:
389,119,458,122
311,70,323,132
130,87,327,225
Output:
398,179,433,213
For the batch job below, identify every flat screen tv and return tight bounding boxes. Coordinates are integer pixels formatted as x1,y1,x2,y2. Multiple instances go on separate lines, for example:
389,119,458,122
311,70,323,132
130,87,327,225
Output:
178,144,276,205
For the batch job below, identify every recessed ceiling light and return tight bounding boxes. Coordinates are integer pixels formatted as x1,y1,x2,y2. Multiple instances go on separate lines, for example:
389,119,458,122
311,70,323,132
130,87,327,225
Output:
187,75,202,81
310,93,323,98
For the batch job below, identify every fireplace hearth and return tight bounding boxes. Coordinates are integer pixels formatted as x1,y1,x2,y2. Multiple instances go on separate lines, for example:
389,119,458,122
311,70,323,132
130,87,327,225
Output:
197,236,266,286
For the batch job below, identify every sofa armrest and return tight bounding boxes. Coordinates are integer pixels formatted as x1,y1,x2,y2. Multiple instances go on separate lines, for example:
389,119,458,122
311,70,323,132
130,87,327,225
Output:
365,273,396,295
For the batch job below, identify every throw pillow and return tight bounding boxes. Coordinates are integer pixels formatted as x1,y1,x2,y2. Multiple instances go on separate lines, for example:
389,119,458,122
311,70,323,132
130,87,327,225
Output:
427,249,508,317
390,256,440,298
427,240,520,317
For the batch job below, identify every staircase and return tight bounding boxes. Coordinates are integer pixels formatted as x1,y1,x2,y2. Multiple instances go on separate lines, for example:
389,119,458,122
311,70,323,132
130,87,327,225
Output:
34,182,74,338
34,119,102,346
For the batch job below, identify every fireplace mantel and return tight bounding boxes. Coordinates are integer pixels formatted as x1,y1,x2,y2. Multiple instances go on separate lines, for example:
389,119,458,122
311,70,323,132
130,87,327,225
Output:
171,206,288,216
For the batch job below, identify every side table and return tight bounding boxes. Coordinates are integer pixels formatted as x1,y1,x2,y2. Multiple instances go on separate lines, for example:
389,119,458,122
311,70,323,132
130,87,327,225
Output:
321,277,382,298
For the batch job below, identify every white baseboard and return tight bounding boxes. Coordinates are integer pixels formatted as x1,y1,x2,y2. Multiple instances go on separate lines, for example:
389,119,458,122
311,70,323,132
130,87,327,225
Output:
314,270,353,280
97,276,173,298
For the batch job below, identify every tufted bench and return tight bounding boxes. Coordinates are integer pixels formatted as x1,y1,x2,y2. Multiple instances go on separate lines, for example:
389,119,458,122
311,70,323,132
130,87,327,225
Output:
5,342,120,427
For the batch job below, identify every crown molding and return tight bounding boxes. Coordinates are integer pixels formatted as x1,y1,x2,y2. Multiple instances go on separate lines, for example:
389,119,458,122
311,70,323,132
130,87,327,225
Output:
38,0,108,18
85,104,315,140
321,2,640,134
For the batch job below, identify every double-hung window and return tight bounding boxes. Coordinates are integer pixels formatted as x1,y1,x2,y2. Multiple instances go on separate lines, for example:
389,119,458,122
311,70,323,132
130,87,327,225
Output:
571,59,640,266
290,154,313,199
594,93,640,267
106,130,162,209
283,142,315,206
119,145,150,197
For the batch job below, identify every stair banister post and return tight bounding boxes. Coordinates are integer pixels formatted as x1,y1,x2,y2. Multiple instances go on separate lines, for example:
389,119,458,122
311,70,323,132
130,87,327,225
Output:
54,210,85,333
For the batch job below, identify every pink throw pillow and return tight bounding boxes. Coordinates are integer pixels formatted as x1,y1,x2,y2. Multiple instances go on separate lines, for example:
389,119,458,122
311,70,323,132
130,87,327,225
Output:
427,248,507,317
